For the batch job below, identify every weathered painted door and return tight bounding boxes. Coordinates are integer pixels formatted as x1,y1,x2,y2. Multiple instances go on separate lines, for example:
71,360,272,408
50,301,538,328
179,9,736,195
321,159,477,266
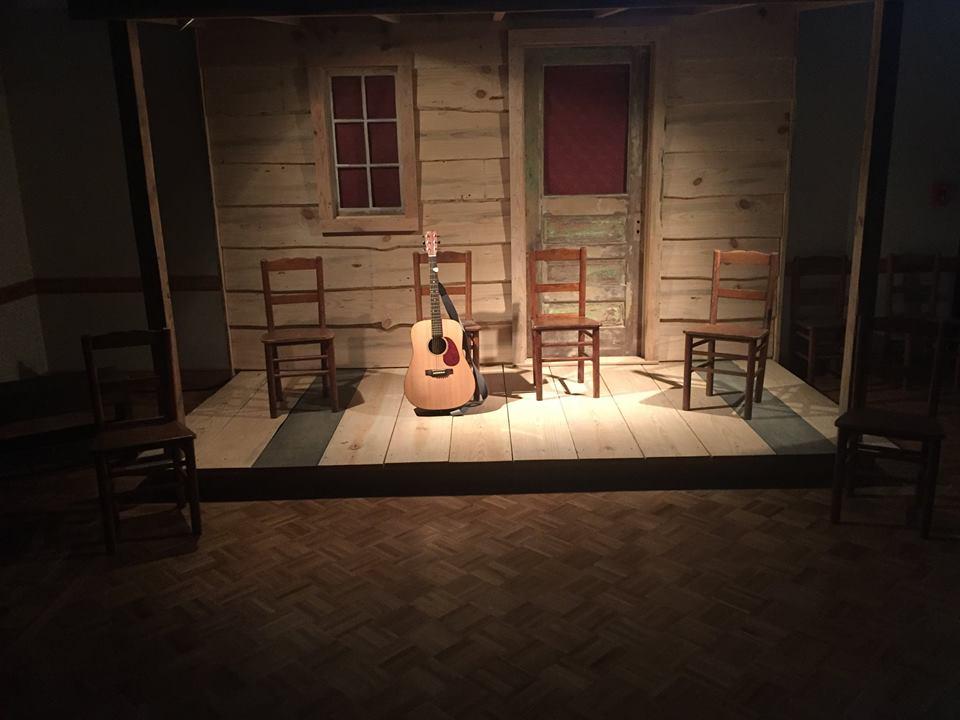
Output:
524,47,647,355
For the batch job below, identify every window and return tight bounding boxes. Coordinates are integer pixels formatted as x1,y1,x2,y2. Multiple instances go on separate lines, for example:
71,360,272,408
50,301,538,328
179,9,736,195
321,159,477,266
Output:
309,56,419,233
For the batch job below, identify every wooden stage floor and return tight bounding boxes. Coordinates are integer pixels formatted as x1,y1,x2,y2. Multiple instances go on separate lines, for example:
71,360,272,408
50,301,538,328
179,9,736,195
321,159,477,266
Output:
187,361,839,495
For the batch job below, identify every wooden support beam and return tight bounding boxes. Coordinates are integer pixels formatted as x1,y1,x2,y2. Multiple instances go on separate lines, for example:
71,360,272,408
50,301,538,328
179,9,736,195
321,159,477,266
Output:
109,20,184,421
594,7,628,18
372,14,400,23
839,0,904,411
493,11,507,21
252,16,301,26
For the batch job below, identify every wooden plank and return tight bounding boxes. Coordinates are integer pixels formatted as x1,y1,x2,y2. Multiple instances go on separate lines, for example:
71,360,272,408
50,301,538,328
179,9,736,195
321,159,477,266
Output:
201,65,309,115
541,195,627,216
213,162,316,206
418,110,508,161
663,151,788,198
648,362,773,456
421,159,509,201
196,374,312,468
416,66,508,112
186,370,265,438
668,57,795,106
422,200,509,245
221,244,509,291
225,282,511,327
319,368,405,465
662,195,784,239
409,26,506,68
548,364,642,460
665,101,792,153
448,366,512,462
197,20,307,67
216,206,323,248
542,214,627,246
660,238,781,278
228,323,513,369
206,113,313,163
385,396,453,464
502,366,577,462
659,278,768,321
601,366,708,457
670,4,797,59
745,360,838,443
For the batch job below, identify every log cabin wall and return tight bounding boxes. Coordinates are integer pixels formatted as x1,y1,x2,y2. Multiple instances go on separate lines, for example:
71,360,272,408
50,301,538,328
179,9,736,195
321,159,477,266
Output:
197,5,797,368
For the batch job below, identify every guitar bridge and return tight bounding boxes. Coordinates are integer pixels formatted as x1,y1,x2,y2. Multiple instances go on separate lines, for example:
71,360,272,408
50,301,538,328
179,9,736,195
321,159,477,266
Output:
425,369,453,378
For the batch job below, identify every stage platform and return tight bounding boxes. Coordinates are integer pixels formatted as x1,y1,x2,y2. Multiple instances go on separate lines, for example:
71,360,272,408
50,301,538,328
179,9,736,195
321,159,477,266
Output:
187,360,840,500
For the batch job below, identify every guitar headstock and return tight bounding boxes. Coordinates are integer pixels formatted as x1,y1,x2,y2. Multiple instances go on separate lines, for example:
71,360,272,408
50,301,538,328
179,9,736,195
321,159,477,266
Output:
424,231,439,258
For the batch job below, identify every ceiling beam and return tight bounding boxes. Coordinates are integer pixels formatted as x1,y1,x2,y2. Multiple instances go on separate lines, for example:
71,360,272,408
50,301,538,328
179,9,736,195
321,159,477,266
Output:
493,10,506,20
252,15,301,25
594,7,628,18
372,13,400,23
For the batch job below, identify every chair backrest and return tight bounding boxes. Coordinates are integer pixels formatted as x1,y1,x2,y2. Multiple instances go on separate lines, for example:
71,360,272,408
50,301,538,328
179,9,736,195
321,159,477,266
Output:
527,247,588,322
81,328,176,429
789,255,850,321
883,253,942,318
865,316,957,416
260,256,326,330
710,250,779,327
412,250,473,321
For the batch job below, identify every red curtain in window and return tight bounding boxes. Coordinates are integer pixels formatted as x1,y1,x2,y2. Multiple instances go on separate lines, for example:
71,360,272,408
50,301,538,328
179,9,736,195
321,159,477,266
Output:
543,64,629,196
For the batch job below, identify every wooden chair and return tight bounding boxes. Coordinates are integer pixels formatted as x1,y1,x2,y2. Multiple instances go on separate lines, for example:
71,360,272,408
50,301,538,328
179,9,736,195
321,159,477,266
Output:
413,250,481,371
832,317,954,538
790,255,850,385
682,250,779,421
82,329,200,554
527,247,601,401
260,257,337,418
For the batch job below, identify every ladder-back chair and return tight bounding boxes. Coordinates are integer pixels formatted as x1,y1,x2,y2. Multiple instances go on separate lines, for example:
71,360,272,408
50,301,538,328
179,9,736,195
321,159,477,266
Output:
413,250,481,371
82,328,200,554
527,247,601,400
790,255,850,385
260,257,337,418
833,316,955,538
682,250,780,420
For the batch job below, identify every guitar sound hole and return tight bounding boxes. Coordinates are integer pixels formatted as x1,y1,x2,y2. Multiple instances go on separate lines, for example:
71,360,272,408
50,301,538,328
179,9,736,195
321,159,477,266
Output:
428,337,447,355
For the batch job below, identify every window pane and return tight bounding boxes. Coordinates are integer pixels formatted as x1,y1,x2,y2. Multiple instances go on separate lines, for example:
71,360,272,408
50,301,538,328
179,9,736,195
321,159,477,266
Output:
371,167,401,207
331,76,362,119
338,168,369,208
543,64,629,195
364,75,396,119
367,122,399,163
335,123,366,164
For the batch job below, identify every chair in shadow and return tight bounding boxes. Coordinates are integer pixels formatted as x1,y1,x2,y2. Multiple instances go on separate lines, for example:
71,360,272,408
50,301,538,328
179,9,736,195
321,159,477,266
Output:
789,255,849,387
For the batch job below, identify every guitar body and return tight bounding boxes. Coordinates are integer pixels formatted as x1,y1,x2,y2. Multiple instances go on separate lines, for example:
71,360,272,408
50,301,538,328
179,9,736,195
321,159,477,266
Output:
403,318,476,411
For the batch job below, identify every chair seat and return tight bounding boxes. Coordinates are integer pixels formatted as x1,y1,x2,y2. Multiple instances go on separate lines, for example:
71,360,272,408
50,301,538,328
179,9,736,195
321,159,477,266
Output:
261,327,335,345
684,322,769,341
532,315,601,331
94,420,195,453
836,408,945,441
462,319,481,332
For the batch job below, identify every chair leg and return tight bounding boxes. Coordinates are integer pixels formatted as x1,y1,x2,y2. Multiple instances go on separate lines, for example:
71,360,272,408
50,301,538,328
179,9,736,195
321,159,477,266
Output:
577,330,586,384
682,334,693,411
321,354,329,398
831,429,849,524
273,347,284,405
806,329,817,386
591,328,600,399
705,339,716,396
264,343,278,418
169,446,186,509
327,340,339,412
95,454,117,554
755,340,768,404
920,439,941,539
743,339,757,420
533,331,544,401
183,440,202,537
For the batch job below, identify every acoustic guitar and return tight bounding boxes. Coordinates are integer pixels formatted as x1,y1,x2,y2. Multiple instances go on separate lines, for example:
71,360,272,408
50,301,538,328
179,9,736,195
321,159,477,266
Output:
403,232,476,411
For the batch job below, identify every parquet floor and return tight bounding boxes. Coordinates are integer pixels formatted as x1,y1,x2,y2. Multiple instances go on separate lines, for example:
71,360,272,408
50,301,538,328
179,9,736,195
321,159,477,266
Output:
3,469,960,718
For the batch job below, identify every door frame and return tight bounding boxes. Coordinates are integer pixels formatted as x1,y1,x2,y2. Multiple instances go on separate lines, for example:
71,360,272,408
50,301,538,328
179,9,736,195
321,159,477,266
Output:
508,25,668,364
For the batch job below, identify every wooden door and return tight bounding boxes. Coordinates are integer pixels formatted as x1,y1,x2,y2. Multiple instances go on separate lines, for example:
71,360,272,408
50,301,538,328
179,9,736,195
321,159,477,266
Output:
524,47,647,355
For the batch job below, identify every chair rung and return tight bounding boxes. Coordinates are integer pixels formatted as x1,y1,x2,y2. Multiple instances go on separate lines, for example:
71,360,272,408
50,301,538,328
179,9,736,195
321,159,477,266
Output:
691,350,751,361
541,341,591,348
540,355,594,363
275,370,329,378
110,458,185,476
274,354,328,363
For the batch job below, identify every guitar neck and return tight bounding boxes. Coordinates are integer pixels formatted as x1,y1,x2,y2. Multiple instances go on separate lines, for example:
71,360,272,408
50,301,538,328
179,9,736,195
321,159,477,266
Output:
428,257,442,339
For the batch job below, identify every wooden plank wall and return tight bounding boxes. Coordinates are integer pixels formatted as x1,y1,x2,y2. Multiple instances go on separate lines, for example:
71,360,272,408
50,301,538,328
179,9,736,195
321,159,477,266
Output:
197,8,797,367
657,5,797,359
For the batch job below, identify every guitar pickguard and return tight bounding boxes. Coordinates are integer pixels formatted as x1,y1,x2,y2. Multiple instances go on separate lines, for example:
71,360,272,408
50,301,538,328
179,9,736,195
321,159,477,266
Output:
442,337,460,367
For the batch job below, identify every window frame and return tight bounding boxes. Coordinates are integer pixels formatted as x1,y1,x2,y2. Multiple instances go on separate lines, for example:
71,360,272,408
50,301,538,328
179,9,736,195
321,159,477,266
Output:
308,52,419,233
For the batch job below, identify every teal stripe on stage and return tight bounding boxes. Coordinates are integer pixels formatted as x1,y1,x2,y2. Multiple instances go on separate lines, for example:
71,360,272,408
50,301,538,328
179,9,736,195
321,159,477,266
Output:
700,361,835,455
254,369,365,468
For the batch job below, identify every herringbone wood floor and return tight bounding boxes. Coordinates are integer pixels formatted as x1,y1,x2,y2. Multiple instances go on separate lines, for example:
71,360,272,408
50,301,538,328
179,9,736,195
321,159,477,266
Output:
2,467,960,719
